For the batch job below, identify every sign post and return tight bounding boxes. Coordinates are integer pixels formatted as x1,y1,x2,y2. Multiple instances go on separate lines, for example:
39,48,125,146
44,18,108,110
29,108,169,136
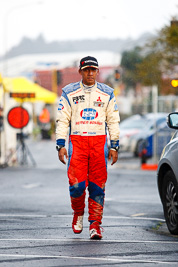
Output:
6,106,36,166
152,85,158,164
4,92,36,167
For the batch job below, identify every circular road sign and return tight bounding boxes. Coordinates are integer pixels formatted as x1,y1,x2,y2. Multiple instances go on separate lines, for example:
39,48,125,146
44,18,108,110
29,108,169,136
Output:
7,106,30,129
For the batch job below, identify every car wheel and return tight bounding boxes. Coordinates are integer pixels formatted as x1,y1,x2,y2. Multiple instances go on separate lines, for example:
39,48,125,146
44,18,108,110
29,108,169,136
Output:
162,170,178,235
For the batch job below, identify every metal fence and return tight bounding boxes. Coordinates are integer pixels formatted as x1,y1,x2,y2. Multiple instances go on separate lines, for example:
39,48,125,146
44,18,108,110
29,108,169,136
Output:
132,96,178,116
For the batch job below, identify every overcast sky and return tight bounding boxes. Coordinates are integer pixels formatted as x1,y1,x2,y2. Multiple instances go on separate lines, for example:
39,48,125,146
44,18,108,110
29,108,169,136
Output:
0,0,177,57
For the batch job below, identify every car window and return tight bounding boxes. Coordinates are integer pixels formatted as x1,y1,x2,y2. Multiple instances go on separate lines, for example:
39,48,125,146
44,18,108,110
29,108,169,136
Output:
146,117,166,130
120,114,167,131
120,119,147,129
156,118,166,127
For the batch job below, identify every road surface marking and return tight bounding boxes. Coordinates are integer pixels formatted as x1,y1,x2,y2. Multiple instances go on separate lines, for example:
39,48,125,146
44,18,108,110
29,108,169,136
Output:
0,214,165,222
104,215,165,222
131,213,146,217
0,253,176,264
0,239,177,244
22,183,41,189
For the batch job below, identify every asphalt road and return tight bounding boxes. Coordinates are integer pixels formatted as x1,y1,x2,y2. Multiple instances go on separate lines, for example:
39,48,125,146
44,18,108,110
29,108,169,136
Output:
0,138,177,266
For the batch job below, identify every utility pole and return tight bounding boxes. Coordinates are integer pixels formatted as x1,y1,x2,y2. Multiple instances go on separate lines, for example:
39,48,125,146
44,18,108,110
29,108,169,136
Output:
152,85,158,164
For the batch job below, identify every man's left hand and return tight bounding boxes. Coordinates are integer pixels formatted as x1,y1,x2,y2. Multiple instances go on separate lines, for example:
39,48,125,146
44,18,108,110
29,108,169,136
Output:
108,149,118,165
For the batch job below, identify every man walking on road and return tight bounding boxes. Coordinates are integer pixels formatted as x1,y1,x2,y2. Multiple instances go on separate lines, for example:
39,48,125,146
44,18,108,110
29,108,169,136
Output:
56,56,120,239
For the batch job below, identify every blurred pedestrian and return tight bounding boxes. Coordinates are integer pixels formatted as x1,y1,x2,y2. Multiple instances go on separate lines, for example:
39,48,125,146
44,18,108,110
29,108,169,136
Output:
39,106,50,124
56,56,120,239
39,105,51,139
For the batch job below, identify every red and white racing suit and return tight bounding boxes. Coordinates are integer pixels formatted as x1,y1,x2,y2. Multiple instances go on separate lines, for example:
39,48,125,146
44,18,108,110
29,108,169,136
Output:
56,81,120,224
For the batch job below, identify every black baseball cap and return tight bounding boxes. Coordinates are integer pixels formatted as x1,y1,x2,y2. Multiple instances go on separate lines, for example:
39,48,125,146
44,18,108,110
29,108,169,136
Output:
79,56,99,70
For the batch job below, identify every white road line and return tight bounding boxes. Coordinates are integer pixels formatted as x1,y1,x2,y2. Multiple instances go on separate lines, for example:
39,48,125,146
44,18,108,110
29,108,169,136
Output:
0,239,177,244
131,213,146,217
0,214,71,218
0,254,176,264
0,214,165,222
105,216,165,222
22,183,41,189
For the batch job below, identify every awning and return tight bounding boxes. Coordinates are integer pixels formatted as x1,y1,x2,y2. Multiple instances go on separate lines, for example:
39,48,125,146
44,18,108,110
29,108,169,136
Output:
0,87,3,103
2,77,57,104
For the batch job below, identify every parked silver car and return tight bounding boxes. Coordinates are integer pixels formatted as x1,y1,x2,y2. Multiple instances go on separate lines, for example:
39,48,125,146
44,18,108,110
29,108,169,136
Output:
157,112,178,235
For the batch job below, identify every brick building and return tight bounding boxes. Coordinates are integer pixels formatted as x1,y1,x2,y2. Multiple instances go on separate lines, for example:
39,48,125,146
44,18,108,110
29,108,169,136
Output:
34,66,115,96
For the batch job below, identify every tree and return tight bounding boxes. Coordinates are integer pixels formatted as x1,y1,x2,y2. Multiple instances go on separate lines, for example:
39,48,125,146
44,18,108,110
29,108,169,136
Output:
136,52,162,87
120,47,143,89
121,17,178,92
146,20,178,74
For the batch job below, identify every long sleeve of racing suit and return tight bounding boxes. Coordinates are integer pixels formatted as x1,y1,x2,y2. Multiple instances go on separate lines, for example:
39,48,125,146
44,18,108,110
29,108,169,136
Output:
105,92,120,148
56,91,71,146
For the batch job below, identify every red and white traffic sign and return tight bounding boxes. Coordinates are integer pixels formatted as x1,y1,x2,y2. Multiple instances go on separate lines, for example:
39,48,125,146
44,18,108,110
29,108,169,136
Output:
7,106,30,129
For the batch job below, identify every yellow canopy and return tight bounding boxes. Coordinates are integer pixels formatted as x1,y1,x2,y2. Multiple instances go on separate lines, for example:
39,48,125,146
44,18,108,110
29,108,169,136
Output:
2,77,57,104
0,87,3,102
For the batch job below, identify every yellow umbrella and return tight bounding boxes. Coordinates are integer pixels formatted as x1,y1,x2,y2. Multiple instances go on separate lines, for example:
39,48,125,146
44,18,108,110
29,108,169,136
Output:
0,87,3,102
2,77,57,104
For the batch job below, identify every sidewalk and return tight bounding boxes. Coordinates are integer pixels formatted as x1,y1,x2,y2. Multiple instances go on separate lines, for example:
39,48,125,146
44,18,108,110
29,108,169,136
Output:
116,152,159,171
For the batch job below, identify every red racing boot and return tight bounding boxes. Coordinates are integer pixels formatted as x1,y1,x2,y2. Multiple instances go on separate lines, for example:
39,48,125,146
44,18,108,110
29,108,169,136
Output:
72,213,84,234
89,221,103,239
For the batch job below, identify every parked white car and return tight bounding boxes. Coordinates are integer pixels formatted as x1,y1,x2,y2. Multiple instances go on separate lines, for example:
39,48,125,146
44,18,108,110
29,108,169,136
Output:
120,113,171,157
119,114,148,154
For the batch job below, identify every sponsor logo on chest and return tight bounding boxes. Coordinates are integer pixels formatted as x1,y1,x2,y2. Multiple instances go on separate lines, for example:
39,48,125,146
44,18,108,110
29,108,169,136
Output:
94,96,105,107
80,108,98,120
72,95,85,104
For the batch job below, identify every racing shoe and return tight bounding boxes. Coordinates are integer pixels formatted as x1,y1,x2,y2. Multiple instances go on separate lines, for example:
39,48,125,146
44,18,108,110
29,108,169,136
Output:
72,213,83,234
89,221,103,239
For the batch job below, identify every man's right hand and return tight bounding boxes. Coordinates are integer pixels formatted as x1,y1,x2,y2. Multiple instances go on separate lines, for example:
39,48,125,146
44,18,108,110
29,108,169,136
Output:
58,147,68,165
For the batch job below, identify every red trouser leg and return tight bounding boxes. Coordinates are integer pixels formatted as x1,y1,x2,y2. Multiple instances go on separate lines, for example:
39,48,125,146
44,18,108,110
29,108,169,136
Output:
88,135,108,224
67,136,88,215
68,135,108,222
